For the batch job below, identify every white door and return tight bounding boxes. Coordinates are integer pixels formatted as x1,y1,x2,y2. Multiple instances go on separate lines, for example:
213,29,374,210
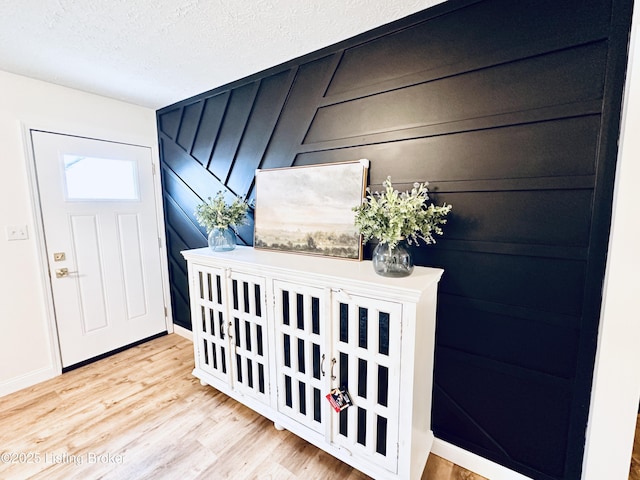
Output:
273,280,330,436
330,292,402,473
31,130,167,368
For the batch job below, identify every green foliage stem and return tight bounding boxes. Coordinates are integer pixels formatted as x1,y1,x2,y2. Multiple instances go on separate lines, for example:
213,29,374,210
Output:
194,191,249,233
353,177,452,249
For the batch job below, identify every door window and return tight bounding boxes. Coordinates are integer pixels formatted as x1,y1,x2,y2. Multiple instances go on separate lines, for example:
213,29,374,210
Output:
63,155,139,201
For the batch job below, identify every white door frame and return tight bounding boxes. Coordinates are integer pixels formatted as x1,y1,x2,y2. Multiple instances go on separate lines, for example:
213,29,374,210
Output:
21,122,174,374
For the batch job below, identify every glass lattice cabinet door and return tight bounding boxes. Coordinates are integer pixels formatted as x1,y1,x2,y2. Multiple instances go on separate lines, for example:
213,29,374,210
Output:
331,291,402,474
191,265,231,384
273,281,329,435
228,271,270,404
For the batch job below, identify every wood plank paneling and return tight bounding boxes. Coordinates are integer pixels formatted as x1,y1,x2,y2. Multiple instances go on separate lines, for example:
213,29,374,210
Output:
208,82,259,181
437,294,579,378
306,42,607,144
295,116,601,180
326,0,610,97
158,107,181,140
432,347,573,478
255,56,340,174
191,92,229,165
226,70,295,195
176,101,203,153
435,189,593,246
156,0,632,478
432,249,586,317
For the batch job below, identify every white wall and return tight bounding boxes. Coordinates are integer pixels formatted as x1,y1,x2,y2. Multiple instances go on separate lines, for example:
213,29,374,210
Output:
0,70,161,396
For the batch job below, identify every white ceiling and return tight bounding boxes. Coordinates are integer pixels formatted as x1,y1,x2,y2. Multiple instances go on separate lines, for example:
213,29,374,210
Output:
0,0,446,109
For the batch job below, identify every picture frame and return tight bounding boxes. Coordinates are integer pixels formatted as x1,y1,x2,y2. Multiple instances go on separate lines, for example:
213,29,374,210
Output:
254,159,369,260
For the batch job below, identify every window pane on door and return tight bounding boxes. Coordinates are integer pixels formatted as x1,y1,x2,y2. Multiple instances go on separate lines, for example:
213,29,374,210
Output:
63,155,139,200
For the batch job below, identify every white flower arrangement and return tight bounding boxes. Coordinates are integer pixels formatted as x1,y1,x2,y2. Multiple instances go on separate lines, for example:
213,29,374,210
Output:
353,177,452,249
195,191,249,232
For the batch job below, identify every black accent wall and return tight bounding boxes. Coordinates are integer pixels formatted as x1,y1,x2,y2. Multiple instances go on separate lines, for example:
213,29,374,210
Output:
156,1,633,479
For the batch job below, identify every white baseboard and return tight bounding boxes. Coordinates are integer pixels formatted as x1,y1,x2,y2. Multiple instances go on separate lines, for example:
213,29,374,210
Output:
172,323,193,341
431,438,533,480
0,365,58,398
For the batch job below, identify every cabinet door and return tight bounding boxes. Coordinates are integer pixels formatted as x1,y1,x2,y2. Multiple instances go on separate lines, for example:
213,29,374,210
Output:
227,272,270,405
273,280,329,435
331,291,402,473
191,265,232,384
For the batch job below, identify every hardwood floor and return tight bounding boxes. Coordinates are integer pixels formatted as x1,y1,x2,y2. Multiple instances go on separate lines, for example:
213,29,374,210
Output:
0,334,486,480
630,414,640,480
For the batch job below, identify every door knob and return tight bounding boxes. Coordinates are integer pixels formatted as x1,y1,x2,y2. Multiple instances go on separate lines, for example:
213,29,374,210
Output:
55,268,77,278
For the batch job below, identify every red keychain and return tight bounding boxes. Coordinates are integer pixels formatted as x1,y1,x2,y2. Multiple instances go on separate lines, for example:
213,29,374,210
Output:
326,386,353,412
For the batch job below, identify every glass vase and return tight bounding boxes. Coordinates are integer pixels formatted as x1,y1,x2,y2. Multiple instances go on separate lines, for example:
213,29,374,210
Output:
208,227,237,252
372,240,414,277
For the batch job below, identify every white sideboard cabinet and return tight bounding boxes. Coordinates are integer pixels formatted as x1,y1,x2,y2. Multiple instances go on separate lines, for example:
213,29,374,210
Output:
182,246,443,480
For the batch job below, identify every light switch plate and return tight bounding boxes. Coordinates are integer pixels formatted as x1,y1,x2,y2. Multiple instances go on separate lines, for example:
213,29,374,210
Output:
6,225,29,241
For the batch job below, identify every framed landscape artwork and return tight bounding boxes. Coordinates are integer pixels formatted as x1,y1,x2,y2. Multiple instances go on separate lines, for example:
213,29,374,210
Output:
254,159,369,260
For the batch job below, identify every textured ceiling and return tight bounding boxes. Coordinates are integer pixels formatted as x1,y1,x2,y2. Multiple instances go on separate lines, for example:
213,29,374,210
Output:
0,0,446,109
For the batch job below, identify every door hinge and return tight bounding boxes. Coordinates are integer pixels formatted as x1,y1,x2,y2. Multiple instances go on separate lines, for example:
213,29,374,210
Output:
152,163,157,175
158,236,163,248
164,306,168,317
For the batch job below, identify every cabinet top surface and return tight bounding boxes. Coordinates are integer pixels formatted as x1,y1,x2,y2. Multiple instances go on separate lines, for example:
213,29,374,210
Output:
182,246,443,296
